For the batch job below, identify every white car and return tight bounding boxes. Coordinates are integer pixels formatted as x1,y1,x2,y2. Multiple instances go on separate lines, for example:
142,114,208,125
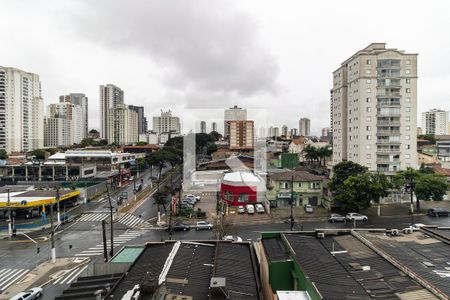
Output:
222,235,243,242
10,287,43,300
237,206,245,214
246,204,255,214
196,221,213,230
345,213,368,221
304,204,313,213
255,204,265,213
185,194,198,202
412,223,427,230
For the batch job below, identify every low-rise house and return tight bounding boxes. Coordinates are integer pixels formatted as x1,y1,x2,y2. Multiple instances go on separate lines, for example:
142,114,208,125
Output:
265,170,324,208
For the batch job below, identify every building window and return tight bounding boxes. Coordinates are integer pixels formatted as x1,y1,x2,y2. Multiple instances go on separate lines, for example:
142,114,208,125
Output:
366,79,371,84
279,182,288,189
366,116,371,122
406,125,410,131
366,88,371,93
366,70,371,75
405,69,411,75
406,107,411,112
406,59,411,65
298,182,302,187
405,97,411,103
405,144,410,149
366,154,371,159
405,135,410,140
366,107,371,112
224,191,233,201
406,78,411,84
366,97,371,102
405,154,410,159
366,135,371,140
405,116,411,121
366,145,371,149
366,126,371,131
238,193,249,202
406,88,411,93
367,59,371,65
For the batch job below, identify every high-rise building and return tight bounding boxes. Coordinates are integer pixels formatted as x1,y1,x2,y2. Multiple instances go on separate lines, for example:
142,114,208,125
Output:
44,117,71,147
281,125,289,137
290,128,298,137
299,118,310,136
108,104,138,145
422,109,449,135
0,67,44,153
47,102,83,145
128,105,148,134
200,121,207,134
60,93,88,139
268,126,279,138
331,43,418,173
100,84,124,140
226,120,254,150
152,110,180,135
211,122,217,133
224,105,247,137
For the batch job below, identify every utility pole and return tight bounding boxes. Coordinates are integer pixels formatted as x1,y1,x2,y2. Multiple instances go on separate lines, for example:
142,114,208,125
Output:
105,183,114,257
50,202,56,263
7,189,12,237
409,169,415,229
168,196,173,240
102,219,108,262
290,175,294,231
56,187,61,226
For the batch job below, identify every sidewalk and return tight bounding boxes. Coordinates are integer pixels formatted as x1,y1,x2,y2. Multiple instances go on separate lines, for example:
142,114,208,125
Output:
363,200,450,217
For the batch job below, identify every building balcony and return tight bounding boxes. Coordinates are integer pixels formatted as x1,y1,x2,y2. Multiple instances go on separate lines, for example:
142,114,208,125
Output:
377,140,401,145
377,121,401,126
376,92,401,98
376,149,400,154
376,130,401,136
376,158,400,163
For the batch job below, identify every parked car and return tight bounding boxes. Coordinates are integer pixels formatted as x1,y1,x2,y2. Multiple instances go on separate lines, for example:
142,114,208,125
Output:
169,221,190,232
345,213,368,221
186,194,201,202
237,206,245,214
412,223,428,230
182,198,196,205
246,204,255,214
328,213,346,222
10,287,43,300
304,204,313,213
427,208,449,217
255,204,265,213
196,221,213,230
222,235,243,242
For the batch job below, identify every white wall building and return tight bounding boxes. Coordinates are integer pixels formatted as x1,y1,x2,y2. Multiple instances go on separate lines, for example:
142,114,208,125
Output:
299,118,311,136
47,102,83,145
44,117,71,147
332,43,418,173
152,110,180,135
100,84,124,140
422,109,449,135
224,105,247,137
108,104,138,145
0,67,44,153
60,93,88,139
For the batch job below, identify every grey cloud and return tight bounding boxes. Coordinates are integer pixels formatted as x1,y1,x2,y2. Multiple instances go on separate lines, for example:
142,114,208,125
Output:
71,0,279,98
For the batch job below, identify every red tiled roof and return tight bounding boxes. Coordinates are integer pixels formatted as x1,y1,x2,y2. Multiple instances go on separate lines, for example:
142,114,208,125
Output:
433,165,450,177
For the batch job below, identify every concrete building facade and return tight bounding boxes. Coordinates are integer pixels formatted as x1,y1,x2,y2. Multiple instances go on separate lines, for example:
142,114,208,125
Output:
59,93,88,139
332,43,418,173
44,117,71,147
422,109,449,135
100,84,124,140
108,104,138,145
299,118,310,136
0,67,44,153
227,120,254,150
200,121,206,133
47,102,83,145
224,105,247,137
128,105,148,134
152,110,180,135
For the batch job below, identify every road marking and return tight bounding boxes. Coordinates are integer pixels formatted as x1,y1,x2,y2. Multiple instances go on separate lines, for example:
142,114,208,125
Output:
118,214,144,228
65,265,88,284
78,213,109,222
0,268,30,292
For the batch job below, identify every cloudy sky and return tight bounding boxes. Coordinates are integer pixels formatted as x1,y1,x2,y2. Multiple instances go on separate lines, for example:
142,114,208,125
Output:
1,0,449,135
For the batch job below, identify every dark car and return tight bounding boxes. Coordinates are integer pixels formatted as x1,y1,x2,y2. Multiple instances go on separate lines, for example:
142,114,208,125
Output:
427,208,449,217
168,221,191,231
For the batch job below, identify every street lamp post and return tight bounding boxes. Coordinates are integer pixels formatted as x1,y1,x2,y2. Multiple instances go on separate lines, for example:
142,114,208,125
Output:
7,189,12,236
290,175,295,231
56,187,61,225
407,170,415,229
105,182,114,258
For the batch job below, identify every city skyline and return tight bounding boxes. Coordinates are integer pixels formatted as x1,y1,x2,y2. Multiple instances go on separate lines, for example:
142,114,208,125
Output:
1,1,450,136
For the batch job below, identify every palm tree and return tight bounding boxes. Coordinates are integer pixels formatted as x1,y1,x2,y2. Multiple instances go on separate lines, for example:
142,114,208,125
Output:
303,145,319,165
318,146,332,166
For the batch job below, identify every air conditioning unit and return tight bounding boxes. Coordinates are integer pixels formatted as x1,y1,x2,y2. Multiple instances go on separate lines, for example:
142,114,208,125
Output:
403,228,413,234
391,229,399,236
317,232,325,239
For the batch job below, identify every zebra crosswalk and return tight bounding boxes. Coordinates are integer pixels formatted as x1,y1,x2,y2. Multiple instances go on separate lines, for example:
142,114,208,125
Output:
0,268,30,293
78,213,109,222
52,264,89,285
117,214,145,228
74,229,144,257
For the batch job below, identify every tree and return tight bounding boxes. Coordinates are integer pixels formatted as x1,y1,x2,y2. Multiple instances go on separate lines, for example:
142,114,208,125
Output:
0,149,7,160
419,163,435,174
153,190,169,213
165,136,183,151
135,141,148,146
31,149,47,160
317,146,332,166
334,172,392,212
415,173,449,202
196,133,212,152
206,143,218,155
418,134,436,144
81,138,95,146
209,131,222,142
302,145,319,165
329,161,368,192
89,129,99,134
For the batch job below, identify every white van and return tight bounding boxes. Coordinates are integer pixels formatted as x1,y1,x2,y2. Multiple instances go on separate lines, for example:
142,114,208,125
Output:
246,204,255,214
255,203,265,213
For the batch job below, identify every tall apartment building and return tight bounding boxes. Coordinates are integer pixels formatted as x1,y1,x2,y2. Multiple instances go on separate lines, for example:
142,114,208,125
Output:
100,84,124,139
211,122,217,132
47,102,83,144
44,117,71,147
0,67,44,153
128,105,148,134
224,105,247,137
331,43,418,173
108,104,139,145
281,125,289,137
200,121,207,134
227,120,254,150
291,128,298,137
422,109,448,135
152,110,181,135
268,126,279,138
60,93,88,139
299,118,311,136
